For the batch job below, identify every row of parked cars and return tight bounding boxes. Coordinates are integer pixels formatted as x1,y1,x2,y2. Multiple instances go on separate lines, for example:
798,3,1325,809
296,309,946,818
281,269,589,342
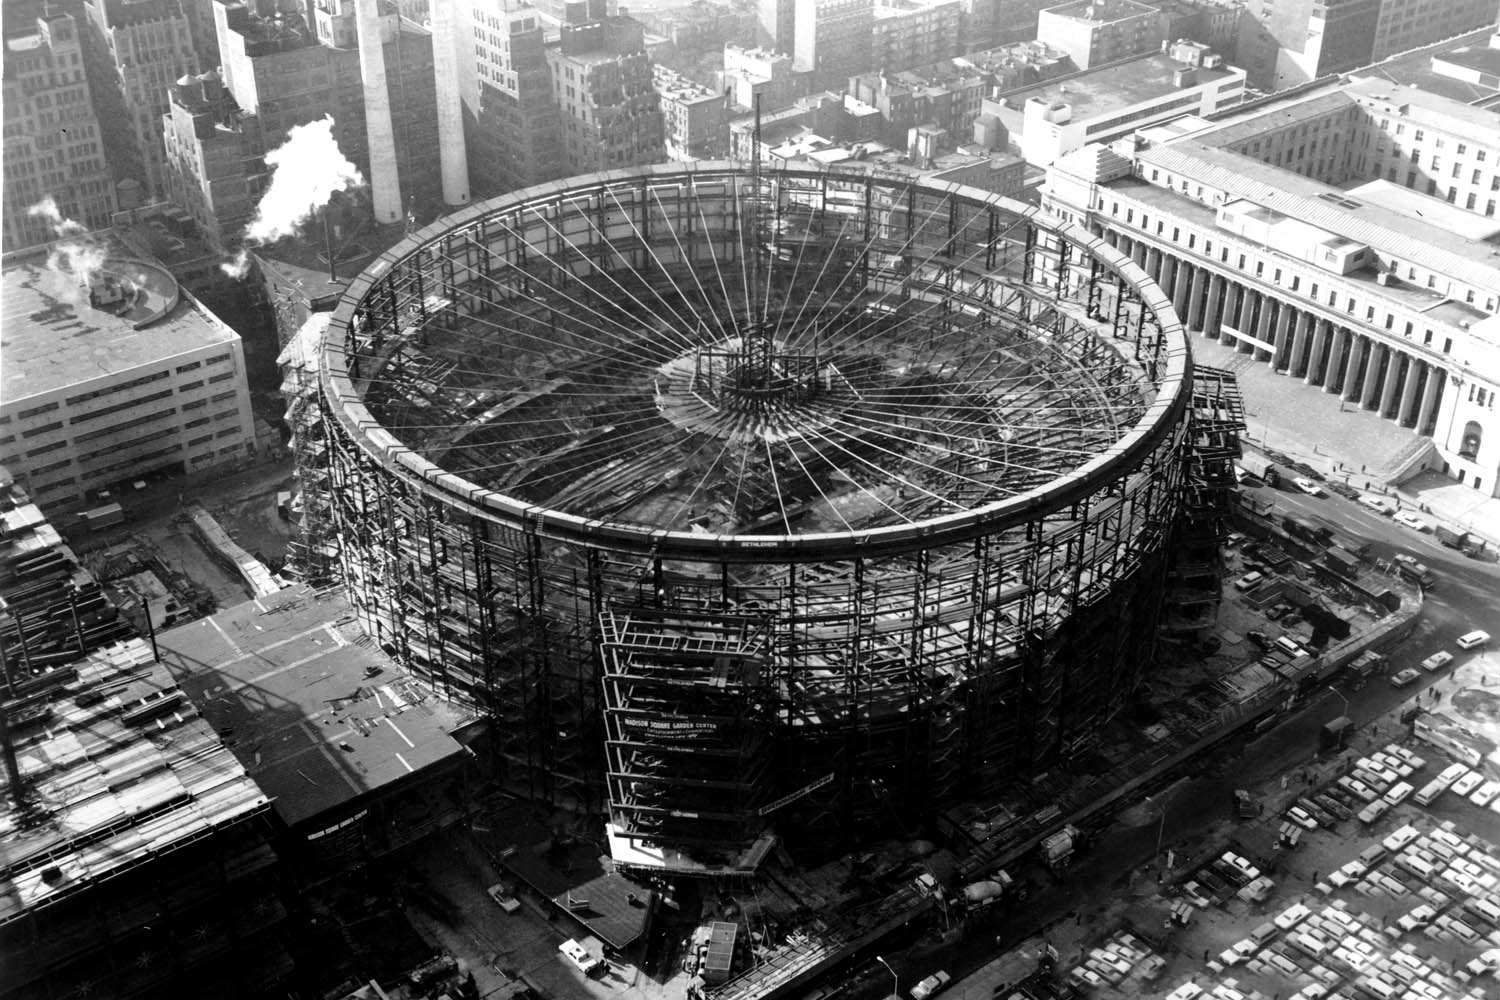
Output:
1067,931,1164,990
1281,744,1426,833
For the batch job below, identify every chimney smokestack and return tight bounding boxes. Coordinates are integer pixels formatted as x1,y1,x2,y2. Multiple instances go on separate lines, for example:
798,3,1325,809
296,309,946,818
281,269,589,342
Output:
430,0,470,206
356,0,403,225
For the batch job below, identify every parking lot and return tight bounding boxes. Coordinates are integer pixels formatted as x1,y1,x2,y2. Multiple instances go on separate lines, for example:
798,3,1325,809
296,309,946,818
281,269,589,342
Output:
1064,705,1500,1000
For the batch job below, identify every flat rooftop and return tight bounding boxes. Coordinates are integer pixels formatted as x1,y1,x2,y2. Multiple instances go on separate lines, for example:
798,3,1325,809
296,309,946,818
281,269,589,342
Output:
1,232,238,405
1138,141,1500,291
1192,90,1358,148
155,585,470,828
1343,26,1500,104
0,639,270,923
1041,0,1157,21
1001,53,1240,121
1113,178,1488,320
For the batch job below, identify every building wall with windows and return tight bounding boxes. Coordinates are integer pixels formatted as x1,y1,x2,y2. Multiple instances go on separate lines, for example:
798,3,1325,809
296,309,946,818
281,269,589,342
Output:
1043,79,1500,496
872,0,961,74
0,236,256,507
794,0,874,90
546,16,665,175
462,0,564,195
82,0,199,204
1371,0,1496,63
654,66,727,161
2,12,117,252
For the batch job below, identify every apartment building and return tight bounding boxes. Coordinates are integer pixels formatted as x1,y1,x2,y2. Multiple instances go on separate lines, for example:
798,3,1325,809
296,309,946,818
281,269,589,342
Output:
546,13,665,175
0,233,257,507
872,0,962,74
1044,79,1500,495
2,12,117,252
847,63,991,148
655,65,728,161
81,0,199,203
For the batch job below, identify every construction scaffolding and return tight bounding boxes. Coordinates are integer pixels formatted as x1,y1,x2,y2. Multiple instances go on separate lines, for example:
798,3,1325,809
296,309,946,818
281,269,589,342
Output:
306,163,1213,865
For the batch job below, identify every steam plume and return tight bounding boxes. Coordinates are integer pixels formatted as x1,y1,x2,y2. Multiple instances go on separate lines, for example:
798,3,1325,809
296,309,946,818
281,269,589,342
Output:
221,249,251,279
246,116,364,243
27,195,85,237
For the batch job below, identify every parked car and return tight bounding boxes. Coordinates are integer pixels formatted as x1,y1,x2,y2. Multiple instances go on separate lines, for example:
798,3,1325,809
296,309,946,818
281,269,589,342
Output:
1247,630,1271,650
1394,511,1430,532
1457,629,1492,650
1453,771,1485,797
1234,571,1265,591
1360,495,1396,515
1390,667,1420,688
1293,477,1326,496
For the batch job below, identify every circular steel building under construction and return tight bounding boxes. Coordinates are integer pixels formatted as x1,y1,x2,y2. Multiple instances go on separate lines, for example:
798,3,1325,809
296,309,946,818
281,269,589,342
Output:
313,162,1238,870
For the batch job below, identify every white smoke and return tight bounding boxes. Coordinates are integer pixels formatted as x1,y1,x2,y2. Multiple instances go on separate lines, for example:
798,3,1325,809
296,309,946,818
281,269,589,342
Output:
27,195,85,237
44,241,110,305
28,196,107,303
221,248,252,279
245,116,364,243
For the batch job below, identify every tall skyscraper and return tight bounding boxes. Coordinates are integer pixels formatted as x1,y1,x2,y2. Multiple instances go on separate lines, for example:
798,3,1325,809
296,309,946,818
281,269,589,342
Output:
2,11,117,251
81,0,199,203
460,0,564,195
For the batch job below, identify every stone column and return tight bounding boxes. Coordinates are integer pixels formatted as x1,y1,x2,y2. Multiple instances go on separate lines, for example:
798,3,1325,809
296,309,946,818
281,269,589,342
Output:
1252,293,1275,362
1379,350,1405,418
1341,336,1366,403
1172,261,1192,323
1288,310,1313,377
1205,274,1226,337
1186,266,1207,330
1361,345,1385,409
1416,364,1443,434
1305,320,1330,386
1220,282,1242,346
1270,304,1293,371
1398,359,1423,426
1323,327,1348,393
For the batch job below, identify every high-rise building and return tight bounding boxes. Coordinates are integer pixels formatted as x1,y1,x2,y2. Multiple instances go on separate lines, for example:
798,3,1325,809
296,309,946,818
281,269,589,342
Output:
794,0,874,90
756,0,795,51
872,0,962,74
180,0,222,69
2,12,117,252
81,0,199,204
722,43,796,111
546,13,665,175
460,0,564,195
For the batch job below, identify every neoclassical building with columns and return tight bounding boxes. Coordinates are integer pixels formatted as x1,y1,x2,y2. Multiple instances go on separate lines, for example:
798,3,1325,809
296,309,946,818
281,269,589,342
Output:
1044,78,1500,497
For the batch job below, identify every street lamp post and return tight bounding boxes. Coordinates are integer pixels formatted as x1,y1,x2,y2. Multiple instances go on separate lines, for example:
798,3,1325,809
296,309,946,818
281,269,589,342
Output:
1327,685,1349,716
875,956,899,999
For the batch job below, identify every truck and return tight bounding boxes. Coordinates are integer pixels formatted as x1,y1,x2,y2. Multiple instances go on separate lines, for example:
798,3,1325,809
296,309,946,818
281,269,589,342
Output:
74,502,125,532
1435,526,1487,557
1236,453,1280,487
1041,824,1083,871
1322,546,1360,579
1282,515,1333,547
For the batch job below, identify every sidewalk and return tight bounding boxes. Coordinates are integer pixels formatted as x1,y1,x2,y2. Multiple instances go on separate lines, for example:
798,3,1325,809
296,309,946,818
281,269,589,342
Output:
1191,336,1500,548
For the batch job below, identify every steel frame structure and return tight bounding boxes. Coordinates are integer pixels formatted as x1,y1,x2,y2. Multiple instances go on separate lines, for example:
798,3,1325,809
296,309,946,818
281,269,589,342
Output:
313,162,1219,864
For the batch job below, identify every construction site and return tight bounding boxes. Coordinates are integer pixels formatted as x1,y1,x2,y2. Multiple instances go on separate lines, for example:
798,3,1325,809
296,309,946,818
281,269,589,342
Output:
307,161,1244,871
